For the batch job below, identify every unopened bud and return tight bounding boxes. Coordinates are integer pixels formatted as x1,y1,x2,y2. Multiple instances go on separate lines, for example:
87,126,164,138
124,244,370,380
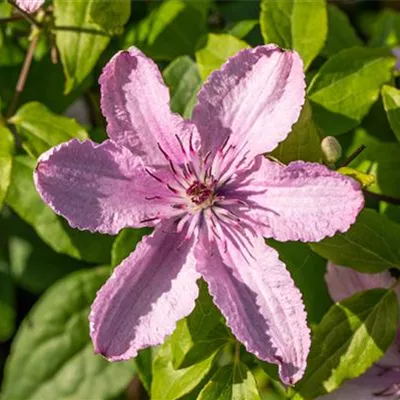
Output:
321,136,342,165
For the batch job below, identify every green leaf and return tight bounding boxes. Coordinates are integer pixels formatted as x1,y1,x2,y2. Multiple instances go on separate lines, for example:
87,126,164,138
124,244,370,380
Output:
10,102,88,158
54,0,110,93
195,34,249,81
228,20,259,40
260,0,327,70
0,257,15,342
310,208,400,273
1,268,135,400
151,339,218,400
0,125,14,209
322,4,363,57
266,240,332,325
111,227,152,269
198,362,261,400
380,202,400,225
291,288,399,400
5,156,113,264
170,280,231,369
343,128,400,198
126,0,208,61
163,56,202,118
369,9,400,48
89,0,131,35
382,85,400,142
308,47,395,136
135,348,153,394
270,101,322,164
3,212,86,294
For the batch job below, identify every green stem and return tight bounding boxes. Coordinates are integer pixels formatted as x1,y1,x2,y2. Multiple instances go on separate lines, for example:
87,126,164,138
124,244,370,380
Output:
363,190,400,206
52,25,111,37
339,144,366,167
7,33,39,119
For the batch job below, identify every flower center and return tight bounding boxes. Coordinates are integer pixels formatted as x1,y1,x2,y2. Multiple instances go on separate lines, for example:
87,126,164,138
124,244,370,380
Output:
186,181,215,208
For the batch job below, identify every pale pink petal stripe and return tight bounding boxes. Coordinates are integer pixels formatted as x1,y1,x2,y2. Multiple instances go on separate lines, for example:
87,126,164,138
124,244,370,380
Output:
16,0,44,13
34,139,178,234
90,220,200,360
192,45,305,158
195,232,310,385
243,160,364,242
100,47,196,165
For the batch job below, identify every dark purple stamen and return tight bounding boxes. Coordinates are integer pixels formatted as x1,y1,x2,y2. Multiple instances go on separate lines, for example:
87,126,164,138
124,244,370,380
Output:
186,181,213,205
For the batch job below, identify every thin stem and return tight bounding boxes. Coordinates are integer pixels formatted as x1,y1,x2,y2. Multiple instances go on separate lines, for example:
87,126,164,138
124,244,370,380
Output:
339,145,366,167
8,0,41,28
0,15,24,24
7,33,39,119
52,26,111,37
363,190,400,206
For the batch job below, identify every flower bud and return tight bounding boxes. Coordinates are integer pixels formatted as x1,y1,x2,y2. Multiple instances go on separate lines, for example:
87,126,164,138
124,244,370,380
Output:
321,136,342,165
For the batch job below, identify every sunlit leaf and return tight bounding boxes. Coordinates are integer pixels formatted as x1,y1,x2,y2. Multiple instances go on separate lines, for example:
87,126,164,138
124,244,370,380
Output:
195,33,249,81
260,0,327,70
170,280,231,369
89,0,131,35
163,56,202,118
54,0,110,93
0,125,14,209
382,85,400,143
10,101,88,158
310,208,400,273
292,289,399,400
151,339,218,400
198,362,261,400
308,47,395,136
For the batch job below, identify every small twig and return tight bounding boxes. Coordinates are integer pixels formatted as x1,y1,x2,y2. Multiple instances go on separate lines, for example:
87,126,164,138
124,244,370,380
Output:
0,15,24,24
339,144,366,167
363,190,400,206
7,33,39,119
7,0,42,28
52,25,111,37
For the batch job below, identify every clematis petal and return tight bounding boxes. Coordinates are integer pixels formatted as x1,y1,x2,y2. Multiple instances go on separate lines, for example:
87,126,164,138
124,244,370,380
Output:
316,367,400,400
100,47,195,164
15,0,44,13
195,231,310,385
34,139,178,234
325,262,396,303
392,47,400,71
89,220,200,360
241,159,364,242
192,45,305,159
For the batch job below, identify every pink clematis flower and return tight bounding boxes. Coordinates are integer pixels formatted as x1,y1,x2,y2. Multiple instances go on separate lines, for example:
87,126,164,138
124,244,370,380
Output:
320,263,400,399
34,45,364,384
392,47,400,72
15,0,44,13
